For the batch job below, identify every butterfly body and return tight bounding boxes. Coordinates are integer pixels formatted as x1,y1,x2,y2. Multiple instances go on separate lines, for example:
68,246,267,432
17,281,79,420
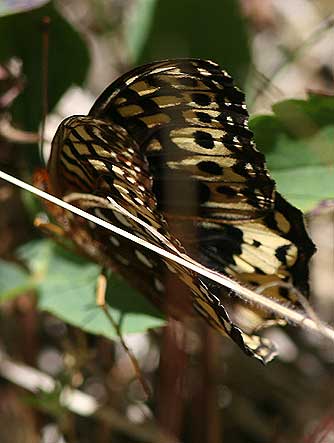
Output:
41,59,315,363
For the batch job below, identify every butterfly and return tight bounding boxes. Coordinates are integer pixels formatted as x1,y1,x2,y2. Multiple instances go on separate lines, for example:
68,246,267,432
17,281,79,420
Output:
40,59,315,363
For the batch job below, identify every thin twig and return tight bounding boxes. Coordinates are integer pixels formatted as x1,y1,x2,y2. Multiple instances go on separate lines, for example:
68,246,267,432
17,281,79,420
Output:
0,116,39,143
96,273,151,399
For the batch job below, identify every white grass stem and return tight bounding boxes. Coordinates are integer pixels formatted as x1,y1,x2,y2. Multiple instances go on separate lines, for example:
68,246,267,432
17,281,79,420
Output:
1,169,334,343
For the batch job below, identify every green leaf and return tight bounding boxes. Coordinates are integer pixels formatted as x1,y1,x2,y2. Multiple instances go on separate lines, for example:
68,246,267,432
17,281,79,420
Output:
250,94,334,211
272,94,334,138
0,2,90,133
0,259,31,301
18,240,165,338
134,0,250,86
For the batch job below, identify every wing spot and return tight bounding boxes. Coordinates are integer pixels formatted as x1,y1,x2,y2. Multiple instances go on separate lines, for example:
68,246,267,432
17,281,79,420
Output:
192,93,211,106
135,250,154,268
196,111,212,123
165,262,178,274
113,165,124,176
114,254,130,266
134,197,144,205
194,130,215,149
109,236,120,247
198,161,223,175
154,278,165,292
216,185,237,197
113,211,132,228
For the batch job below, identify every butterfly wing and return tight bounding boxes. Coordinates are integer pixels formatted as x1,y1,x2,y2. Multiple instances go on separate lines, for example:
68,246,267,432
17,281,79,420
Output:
46,58,315,363
47,115,275,362
90,59,275,220
89,58,315,324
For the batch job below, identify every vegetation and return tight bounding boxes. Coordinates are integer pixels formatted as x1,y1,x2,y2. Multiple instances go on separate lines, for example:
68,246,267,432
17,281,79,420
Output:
0,1,333,442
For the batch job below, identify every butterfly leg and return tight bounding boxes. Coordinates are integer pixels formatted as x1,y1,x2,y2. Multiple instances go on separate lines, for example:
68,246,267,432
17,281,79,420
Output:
34,215,66,238
33,215,82,257
34,215,86,258
96,270,151,398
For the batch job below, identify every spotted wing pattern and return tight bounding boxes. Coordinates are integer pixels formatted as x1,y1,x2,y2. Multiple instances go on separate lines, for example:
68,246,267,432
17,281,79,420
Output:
46,59,315,362
90,59,275,221
47,116,273,362
89,59,315,323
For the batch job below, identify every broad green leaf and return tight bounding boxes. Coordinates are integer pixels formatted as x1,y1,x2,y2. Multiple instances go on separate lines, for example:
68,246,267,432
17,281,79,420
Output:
250,94,334,211
0,259,31,301
250,94,334,155
0,3,89,135
18,240,165,338
135,0,250,86
265,128,334,210
272,94,334,138
0,0,49,17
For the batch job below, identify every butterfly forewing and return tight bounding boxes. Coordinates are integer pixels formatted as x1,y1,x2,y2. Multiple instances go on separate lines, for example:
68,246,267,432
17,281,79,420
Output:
90,59,275,221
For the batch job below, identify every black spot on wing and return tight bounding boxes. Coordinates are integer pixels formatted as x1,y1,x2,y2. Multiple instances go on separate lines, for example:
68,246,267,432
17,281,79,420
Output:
197,224,244,269
217,85,245,104
197,182,211,204
192,93,211,106
198,161,223,175
216,186,237,197
275,244,290,266
177,76,199,87
194,130,215,149
242,186,263,209
279,286,290,298
196,111,212,123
